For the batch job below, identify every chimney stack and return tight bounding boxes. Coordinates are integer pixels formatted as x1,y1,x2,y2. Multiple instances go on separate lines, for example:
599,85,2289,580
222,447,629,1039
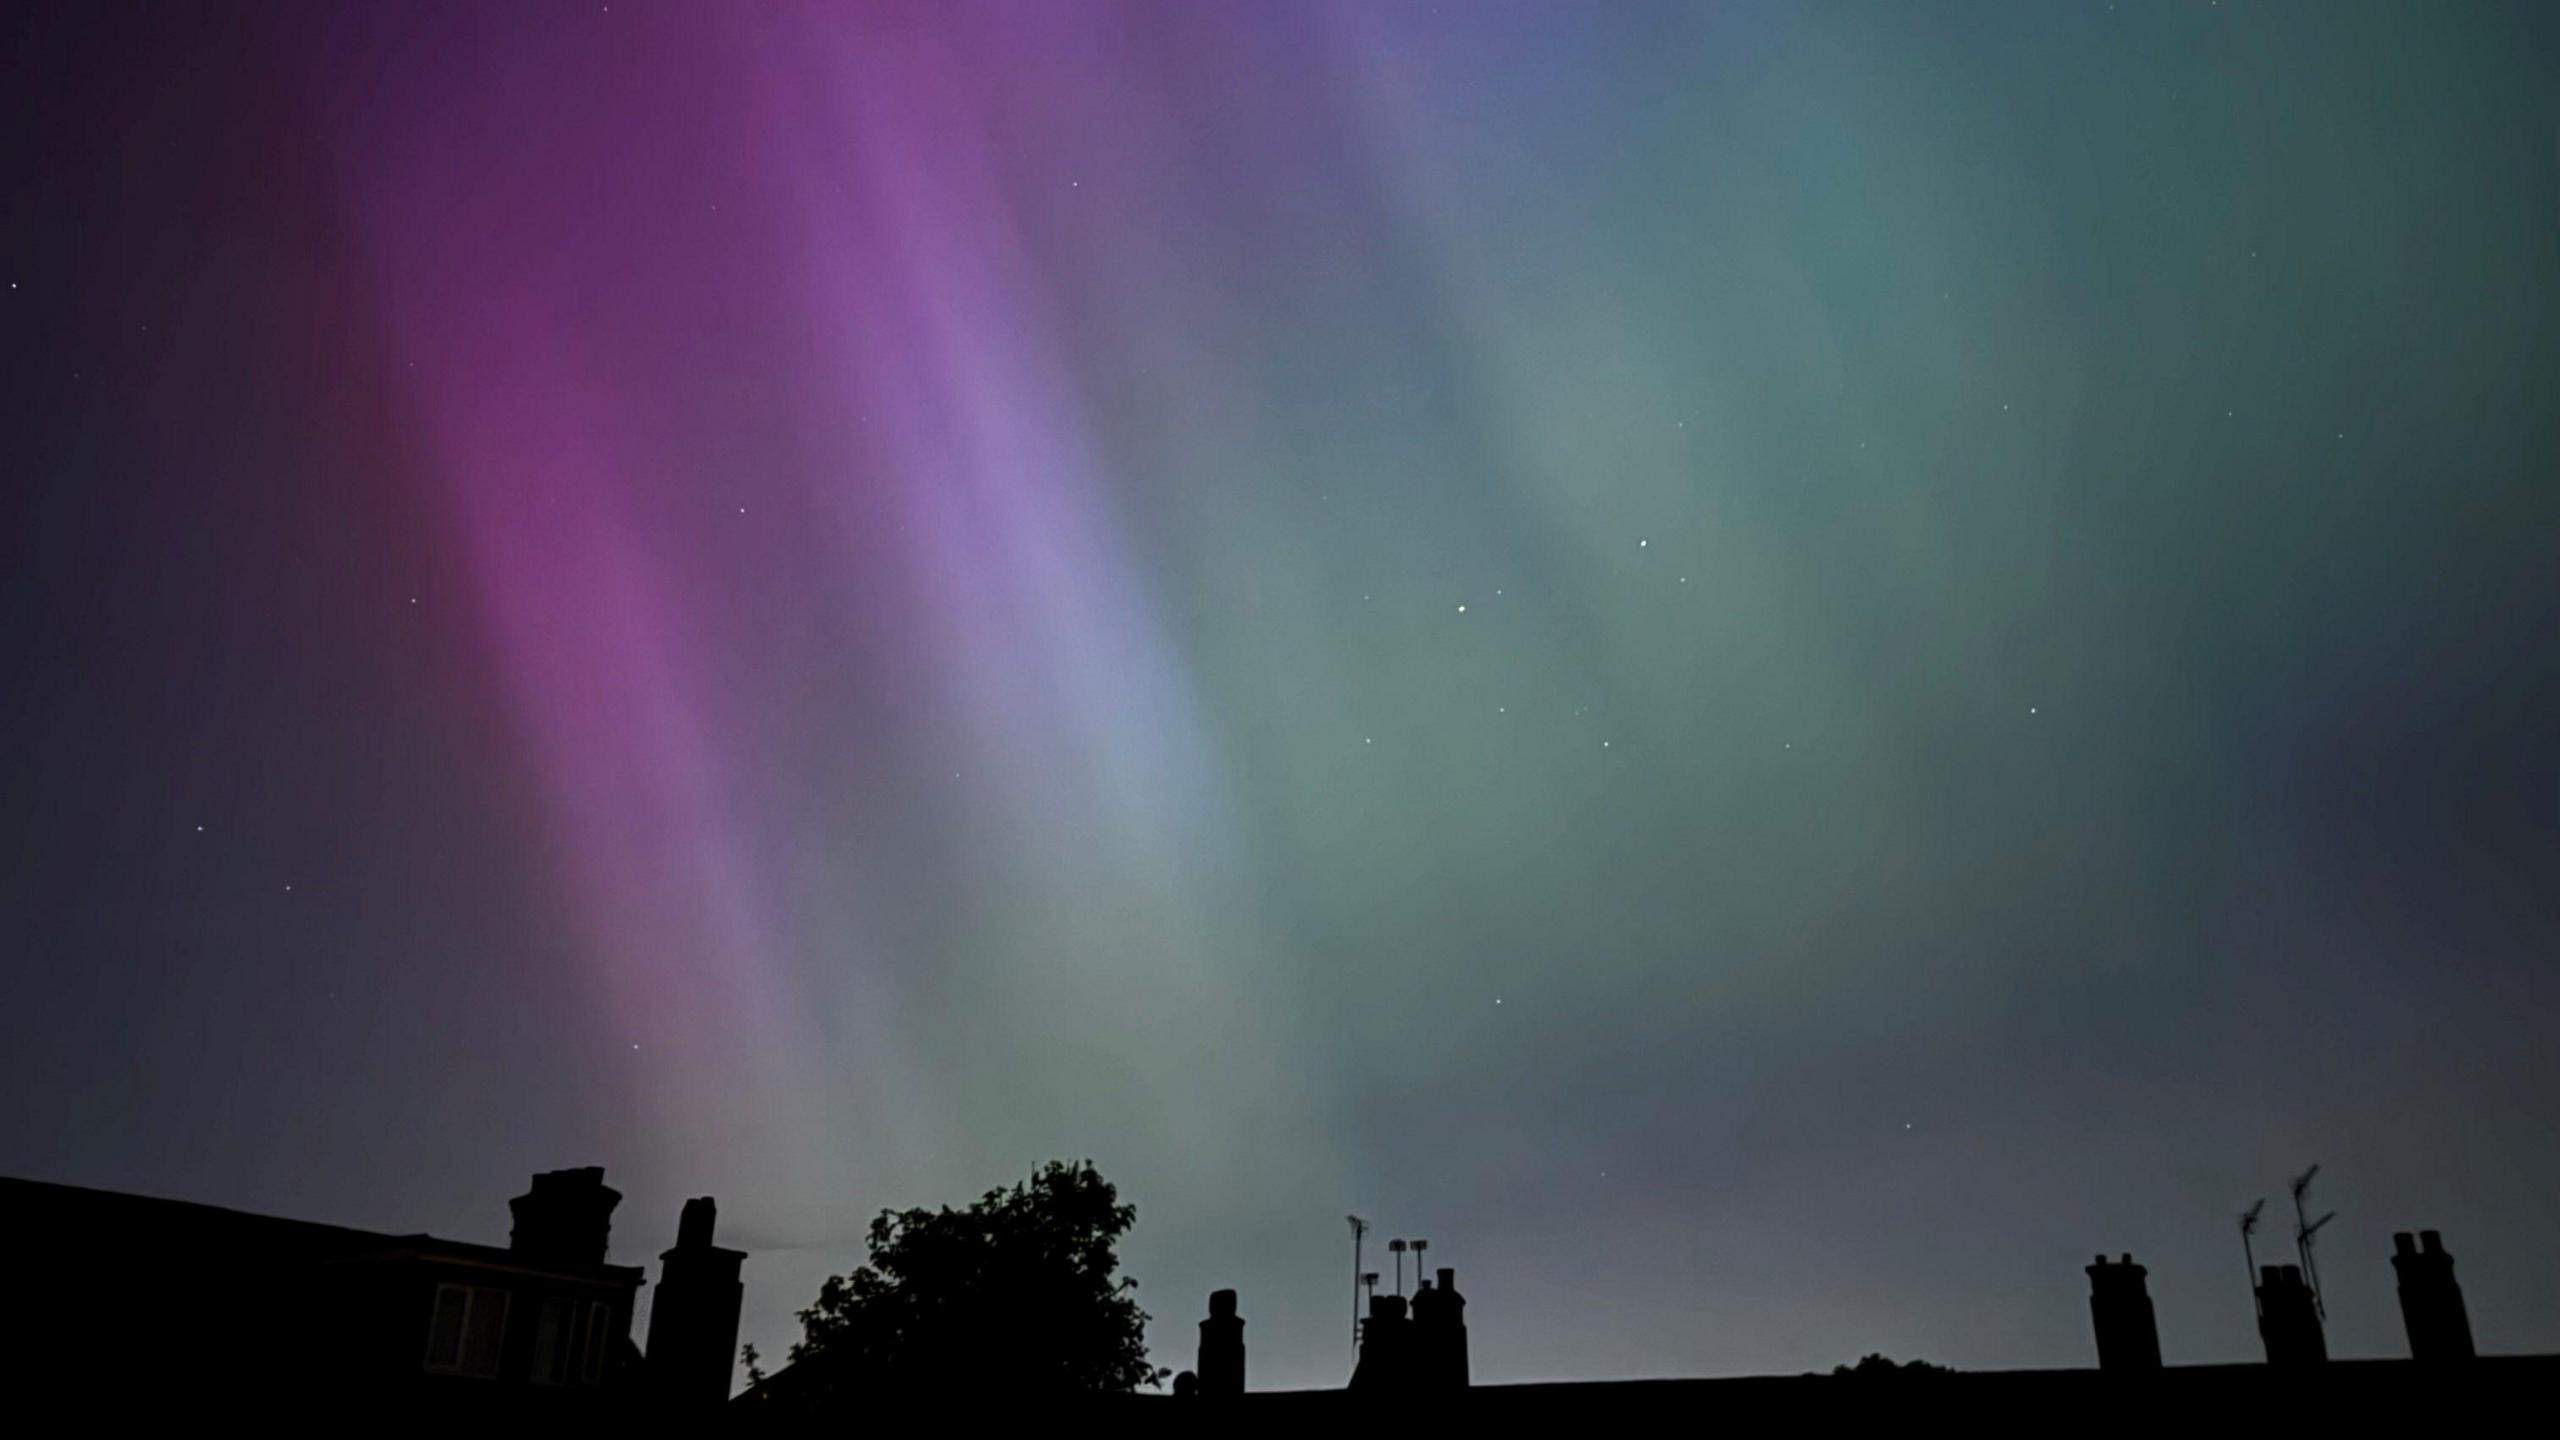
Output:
645,1197,747,1407
1411,1267,1470,1388
2255,1264,2327,1366
2086,1254,2162,1371
1348,1293,1410,1391
508,1167,621,1267
2391,1230,2476,1361
1197,1289,1245,1395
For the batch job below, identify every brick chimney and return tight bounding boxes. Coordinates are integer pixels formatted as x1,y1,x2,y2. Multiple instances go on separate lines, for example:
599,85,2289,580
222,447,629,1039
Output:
508,1167,621,1267
1412,1267,1470,1388
2391,1230,2476,1361
1348,1293,1410,1391
1196,1289,1245,1395
646,1197,747,1407
2255,1264,2327,1366
2087,1254,2162,1371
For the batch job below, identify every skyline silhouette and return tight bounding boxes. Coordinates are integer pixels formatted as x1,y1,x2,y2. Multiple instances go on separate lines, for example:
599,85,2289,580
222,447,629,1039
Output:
0,1152,2534,1405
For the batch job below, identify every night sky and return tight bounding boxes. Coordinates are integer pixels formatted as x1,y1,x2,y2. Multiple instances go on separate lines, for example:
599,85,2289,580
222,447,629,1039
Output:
5,0,2558,1390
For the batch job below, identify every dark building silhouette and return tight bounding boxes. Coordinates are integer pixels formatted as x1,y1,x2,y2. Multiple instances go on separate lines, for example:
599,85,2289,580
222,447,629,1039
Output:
647,1196,748,1406
0,1166,741,1416
2255,1264,2328,1367
1342,1276,1468,1392
2086,1253,2162,1371
1103,1360,2560,1428
1348,1293,1411,1391
2391,1230,2475,1362
1197,1288,1245,1394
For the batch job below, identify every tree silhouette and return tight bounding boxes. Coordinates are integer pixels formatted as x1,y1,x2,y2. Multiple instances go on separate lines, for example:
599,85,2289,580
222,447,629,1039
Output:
750,1160,1167,1403
1832,1353,1953,1378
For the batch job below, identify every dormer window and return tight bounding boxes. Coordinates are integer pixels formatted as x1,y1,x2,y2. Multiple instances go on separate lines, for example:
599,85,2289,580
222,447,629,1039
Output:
532,1297,576,1384
580,1301,611,1384
424,1284,509,1377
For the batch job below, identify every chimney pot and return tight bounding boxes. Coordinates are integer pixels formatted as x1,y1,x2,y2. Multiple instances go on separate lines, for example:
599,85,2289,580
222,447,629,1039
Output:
508,1167,621,1267
677,1196,716,1250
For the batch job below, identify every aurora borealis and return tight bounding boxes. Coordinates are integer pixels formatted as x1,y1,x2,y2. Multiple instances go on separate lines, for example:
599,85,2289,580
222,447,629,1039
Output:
5,0,2558,1389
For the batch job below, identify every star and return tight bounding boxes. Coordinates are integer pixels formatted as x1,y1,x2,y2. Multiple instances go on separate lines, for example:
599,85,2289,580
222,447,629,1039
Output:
1456,604,1467,614
1638,539,1648,548
2029,706,2039,715
194,825,204,833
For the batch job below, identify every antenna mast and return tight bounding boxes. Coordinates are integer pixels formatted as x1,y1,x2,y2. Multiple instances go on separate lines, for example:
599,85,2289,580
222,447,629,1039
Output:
2239,1199,2267,1317
2290,1164,2335,1320
1346,1216,1370,1352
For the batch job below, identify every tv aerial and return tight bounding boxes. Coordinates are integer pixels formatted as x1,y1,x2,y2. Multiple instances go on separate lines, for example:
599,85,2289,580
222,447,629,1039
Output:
2290,1165,2335,1319
2239,1198,2267,1315
1346,1216,1371,1350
